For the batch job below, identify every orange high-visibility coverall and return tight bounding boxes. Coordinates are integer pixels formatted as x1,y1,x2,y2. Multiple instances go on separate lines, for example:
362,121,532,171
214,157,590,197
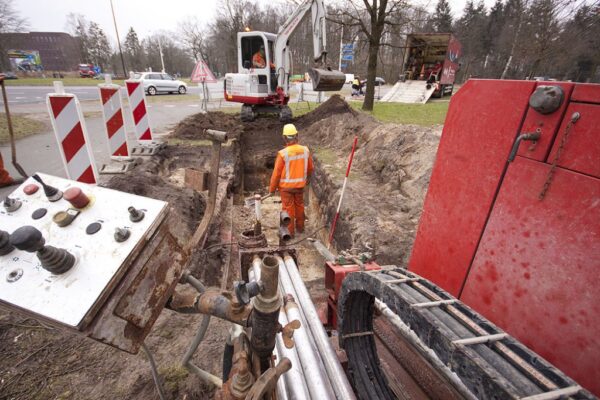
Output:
252,52,266,68
269,143,314,235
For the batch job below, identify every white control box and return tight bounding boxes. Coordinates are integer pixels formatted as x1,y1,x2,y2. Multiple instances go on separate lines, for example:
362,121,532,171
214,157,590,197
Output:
0,173,168,328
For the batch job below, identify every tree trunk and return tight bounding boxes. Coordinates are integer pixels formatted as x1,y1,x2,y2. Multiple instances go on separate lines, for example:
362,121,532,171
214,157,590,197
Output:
362,39,380,111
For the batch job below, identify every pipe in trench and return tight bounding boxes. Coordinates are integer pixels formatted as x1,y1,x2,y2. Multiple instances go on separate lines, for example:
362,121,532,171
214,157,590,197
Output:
250,256,312,400
282,253,356,400
277,256,335,399
283,294,336,399
276,307,313,400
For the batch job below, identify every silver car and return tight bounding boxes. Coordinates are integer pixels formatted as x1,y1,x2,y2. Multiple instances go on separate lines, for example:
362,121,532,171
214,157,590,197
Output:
133,72,187,95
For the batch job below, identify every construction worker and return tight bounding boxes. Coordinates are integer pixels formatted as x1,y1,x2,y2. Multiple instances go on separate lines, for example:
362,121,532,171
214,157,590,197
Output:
252,45,267,68
269,124,314,236
0,152,23,188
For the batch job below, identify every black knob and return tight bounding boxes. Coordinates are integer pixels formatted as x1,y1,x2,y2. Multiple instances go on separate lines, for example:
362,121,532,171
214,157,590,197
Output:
234,280,262,305
9,226,75,274
114,227,130,242
0,230,15,256
10,226,45,252
128,206,145,222
4,197,22,213
32,174,62,202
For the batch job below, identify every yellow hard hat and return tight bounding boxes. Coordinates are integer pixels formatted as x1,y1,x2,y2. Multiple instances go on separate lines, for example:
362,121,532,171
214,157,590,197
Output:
283,123,298,137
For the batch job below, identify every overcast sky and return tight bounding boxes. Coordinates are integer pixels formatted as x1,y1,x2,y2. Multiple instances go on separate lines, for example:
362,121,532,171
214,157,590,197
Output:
14,0,497,42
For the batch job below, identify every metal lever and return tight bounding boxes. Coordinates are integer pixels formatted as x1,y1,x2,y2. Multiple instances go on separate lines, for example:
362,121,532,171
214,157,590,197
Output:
508,129,541,162
245,357,292,400
280,319,301,349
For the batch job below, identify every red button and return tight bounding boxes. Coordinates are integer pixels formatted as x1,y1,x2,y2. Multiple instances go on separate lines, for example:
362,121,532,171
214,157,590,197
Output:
64,187,90,209
23,184,39,195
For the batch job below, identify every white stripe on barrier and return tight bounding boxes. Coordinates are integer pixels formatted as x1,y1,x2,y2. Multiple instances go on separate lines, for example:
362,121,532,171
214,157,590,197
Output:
47,92,98,184
53,99,79,141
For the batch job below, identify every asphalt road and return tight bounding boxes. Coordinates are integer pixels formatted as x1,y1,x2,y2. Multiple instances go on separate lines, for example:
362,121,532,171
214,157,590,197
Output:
0,84,214,105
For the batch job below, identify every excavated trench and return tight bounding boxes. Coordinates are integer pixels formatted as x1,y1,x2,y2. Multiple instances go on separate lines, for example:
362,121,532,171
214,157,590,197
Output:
0,97,442,400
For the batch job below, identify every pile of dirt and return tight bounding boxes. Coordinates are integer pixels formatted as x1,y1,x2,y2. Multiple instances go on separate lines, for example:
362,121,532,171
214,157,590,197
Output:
298,98,442,265
172,111,244,140
298,94,358,127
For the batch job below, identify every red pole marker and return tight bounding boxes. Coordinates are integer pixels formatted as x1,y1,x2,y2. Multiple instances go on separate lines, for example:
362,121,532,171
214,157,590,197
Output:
46,82,98,184
328,136,358,247
125,79,153,142
99,83,130,158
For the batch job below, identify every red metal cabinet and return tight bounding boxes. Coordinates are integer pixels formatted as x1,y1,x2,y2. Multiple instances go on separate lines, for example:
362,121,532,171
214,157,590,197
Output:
409,80,536,295
516,82,574,161
409,79,600,395
460,156,600,394
548,103,600,178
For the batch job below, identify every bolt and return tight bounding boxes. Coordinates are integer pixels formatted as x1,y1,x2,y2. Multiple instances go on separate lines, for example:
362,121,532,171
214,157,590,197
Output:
128,206,144,222
114,227,130,242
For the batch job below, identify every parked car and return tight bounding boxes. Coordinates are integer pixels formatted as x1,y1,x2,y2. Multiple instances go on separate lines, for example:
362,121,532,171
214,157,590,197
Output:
132,72,188,95
1,72,18,79
360,77,386,87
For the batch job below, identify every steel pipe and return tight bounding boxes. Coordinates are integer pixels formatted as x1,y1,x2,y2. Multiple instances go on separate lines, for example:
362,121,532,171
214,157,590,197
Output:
277,257,334,399
252,256,312,400
282,253,356,400
284,296,335,399
276,307,312,400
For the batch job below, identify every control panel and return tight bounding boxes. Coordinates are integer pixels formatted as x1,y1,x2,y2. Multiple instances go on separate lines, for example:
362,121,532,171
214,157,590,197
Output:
0,173,168,328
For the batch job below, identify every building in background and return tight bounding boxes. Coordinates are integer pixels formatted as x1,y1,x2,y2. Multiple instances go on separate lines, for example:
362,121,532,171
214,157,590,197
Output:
0,32,81,72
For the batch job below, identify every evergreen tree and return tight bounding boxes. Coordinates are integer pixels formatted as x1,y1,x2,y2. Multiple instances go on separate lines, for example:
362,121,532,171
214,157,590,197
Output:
123,27,145,71
87,22,112,70
432,0,453,32
454,1,488,80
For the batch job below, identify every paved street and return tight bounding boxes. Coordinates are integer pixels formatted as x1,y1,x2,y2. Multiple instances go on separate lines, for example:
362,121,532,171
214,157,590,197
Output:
0,83,221,105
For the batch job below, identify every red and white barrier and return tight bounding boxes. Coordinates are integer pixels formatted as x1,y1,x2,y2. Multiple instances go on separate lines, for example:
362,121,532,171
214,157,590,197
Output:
125,79,153,142
99,83,130,158
46,82,98,184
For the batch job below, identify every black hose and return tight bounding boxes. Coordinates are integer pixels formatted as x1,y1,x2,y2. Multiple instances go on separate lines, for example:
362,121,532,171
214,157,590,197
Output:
222,343,234,381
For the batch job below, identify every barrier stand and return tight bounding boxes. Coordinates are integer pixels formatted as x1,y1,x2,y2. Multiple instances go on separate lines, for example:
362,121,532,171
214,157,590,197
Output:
125,72,165,157
98,75,137,174
46,81,99,184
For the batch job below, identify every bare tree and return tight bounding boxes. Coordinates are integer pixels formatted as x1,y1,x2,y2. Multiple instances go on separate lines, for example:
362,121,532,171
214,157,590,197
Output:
179,17,208,63
0,0,27,33
332,0,405,111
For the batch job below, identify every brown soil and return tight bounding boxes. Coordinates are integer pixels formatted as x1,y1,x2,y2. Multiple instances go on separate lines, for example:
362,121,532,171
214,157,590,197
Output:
0,143,236,400
0,96,441,400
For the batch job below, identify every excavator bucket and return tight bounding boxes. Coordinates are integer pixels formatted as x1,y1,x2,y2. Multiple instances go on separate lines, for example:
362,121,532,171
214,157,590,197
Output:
308,68,346,92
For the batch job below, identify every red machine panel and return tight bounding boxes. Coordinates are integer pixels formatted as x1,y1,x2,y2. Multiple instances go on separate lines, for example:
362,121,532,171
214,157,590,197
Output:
516,82,574,161
548,103,600,178
571,83,600,104
325,261,381,328
460,156,600,395
409,79,536,295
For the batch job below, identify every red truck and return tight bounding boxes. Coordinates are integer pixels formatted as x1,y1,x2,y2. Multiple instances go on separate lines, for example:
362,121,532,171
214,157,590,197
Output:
401,33,462,98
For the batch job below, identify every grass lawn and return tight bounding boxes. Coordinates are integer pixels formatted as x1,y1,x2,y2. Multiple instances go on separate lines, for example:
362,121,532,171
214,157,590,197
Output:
0,113,46,143
218,100,448,126
349,100,449,126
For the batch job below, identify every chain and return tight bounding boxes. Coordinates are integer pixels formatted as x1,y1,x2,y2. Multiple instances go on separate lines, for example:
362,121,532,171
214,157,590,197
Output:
538,111,580,200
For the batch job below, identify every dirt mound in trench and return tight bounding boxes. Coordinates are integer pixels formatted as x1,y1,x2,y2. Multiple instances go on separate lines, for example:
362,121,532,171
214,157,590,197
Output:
299,94,358,126
172,111,244,140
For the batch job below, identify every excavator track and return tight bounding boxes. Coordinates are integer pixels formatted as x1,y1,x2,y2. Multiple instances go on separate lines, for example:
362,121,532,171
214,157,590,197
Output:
338,267,595,400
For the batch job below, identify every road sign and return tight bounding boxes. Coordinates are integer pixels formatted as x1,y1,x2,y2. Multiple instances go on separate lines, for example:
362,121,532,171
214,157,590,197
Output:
342,43,354,51
191,61,217,83
342,55,354,61
340,63,348,69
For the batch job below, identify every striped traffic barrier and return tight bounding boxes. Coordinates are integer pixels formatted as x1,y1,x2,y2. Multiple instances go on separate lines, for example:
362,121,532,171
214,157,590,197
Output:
125,77,153,142
99,76,130,158
46,82,98,184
